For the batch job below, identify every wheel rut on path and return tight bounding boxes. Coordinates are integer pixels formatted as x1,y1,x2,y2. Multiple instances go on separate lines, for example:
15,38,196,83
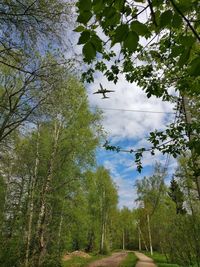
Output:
134,252,157,267
87,252,128,267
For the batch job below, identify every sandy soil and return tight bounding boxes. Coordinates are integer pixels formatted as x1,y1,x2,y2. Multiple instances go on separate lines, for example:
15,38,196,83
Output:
134,252,157,267
87,252,128,267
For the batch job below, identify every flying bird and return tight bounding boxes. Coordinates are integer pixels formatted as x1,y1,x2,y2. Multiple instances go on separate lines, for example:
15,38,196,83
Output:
93,83,115,99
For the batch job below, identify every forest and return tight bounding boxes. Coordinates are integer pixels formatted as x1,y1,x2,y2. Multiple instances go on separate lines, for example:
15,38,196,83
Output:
0,0,200,267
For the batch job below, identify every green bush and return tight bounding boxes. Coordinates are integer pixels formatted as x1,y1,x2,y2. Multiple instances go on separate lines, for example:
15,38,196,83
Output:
100,242,110,255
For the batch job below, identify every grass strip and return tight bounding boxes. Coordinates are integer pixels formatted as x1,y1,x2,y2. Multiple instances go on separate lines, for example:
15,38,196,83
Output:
120,252,138,267
144,252,180,267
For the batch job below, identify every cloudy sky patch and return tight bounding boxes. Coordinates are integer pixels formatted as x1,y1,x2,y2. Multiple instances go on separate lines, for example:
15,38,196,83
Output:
89,74,176,209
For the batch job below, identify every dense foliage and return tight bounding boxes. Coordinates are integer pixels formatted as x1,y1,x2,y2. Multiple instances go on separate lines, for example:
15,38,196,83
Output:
135,161,200,266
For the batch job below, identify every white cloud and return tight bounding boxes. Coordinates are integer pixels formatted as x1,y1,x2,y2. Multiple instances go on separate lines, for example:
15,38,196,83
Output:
88,74,175,140
103,158,137,209
115,176,136,209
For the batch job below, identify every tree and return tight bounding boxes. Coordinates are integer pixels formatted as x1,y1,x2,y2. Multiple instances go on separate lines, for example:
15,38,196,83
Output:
119,207,136,250
94,167,118,254
0,73,103,267
0,0,72,72
0,57,73,143
135,164,171,254
135,160,200,266
0,1,76,144
169,176,186,214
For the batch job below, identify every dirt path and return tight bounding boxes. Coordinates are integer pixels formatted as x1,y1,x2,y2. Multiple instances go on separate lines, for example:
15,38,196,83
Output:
87,252,128,267
134,252,156,267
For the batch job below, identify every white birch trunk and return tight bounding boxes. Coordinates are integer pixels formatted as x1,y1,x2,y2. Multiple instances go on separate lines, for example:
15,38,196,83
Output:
122,230,125,250
37,120,62,266
139,227,148,251
147,214,153,255
138,225,141,251
25,125,40,267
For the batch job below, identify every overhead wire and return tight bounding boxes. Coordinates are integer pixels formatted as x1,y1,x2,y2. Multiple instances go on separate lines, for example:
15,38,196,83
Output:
90,106,175,114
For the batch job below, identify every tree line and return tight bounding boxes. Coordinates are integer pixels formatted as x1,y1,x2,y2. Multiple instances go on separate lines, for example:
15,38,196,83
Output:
135,161,200,267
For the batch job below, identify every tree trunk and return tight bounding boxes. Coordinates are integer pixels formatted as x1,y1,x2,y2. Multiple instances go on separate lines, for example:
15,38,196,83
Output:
100,189,106,253
147,214,153,255
122,229,125,250
36,120,62,266
100,221,105,253
57,204,64,253
25,125,40,267
139,227,148,251
138,225,141,251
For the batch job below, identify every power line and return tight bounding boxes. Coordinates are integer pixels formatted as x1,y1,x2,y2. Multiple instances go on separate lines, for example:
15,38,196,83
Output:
90,106,175,114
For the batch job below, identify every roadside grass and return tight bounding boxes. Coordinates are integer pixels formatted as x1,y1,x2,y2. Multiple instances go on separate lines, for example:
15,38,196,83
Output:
119,252,138,267
62,254,105,267
144,252,180,267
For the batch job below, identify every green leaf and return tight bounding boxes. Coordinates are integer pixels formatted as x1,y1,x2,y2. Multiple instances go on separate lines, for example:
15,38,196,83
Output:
178,0,193,12
77,0,92,11
103,6,116,18
104,12,120,27
77,11,92,24
83,42,96,62
113,24,129,43
131,21,149,36
159,10,173,28
74,25,85,32
179,35,195,47
178,47,191,67
78,31,90,44
189,57,200,76
170,45,183,58
152,0,165,6
92,0,104,13
172,13,182,28
114,0,125,11
90,34,102,52
123,31,139,52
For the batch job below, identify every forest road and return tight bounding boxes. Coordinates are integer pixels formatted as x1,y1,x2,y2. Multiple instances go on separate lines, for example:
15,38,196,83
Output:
134,252,157,267
87,251,128,267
